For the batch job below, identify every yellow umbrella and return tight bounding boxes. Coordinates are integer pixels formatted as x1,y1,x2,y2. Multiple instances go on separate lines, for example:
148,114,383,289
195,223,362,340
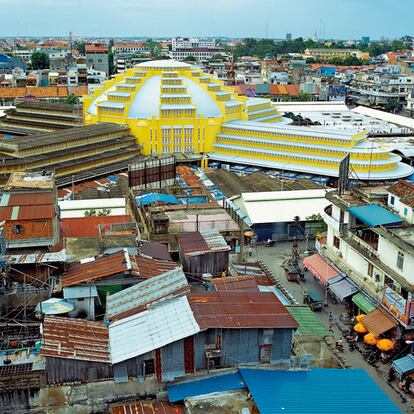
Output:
354,323,368,334
355,314,366,322
244,230,255,238
364,332,379,346
376,339,394,352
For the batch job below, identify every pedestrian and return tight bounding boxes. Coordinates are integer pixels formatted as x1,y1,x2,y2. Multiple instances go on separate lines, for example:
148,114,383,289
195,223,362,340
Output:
328,312,334,333
248,246,253,257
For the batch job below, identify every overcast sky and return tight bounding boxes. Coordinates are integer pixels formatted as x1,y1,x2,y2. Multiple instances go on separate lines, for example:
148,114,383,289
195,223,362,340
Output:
0,0,411,40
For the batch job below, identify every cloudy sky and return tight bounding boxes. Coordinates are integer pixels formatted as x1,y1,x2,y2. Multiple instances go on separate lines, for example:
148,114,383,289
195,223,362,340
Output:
0,0,411,39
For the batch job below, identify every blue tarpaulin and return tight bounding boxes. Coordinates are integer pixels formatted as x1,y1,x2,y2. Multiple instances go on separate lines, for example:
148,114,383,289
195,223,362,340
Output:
348,204,403,227
240,368,400,414
135,193,179,207
167,372,245,403
392,354,414,376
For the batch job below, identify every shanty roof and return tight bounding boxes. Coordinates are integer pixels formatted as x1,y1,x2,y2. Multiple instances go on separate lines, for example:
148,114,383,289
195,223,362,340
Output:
286,306,331,337
109,295,200,364
0,192,54,207
135,255,178,279
40,316,110,363
188,291,299,330
210,276,259,292
61,249,139,287
0,204,56,221
106,267,189,321
388,180,414,207
141,240,172,261
177,228,230,256
111,401,184,414
61,215,132,238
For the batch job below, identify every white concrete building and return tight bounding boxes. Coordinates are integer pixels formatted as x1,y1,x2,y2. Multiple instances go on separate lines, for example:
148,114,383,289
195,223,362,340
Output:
320,184,414,329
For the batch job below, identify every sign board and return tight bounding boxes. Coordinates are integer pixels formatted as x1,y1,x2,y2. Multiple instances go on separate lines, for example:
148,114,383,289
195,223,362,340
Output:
337,154,350,194
383,286,408,324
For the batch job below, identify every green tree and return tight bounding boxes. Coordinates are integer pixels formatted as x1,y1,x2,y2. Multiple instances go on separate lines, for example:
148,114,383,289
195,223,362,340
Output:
385,98,400,113
30,51,50,69
63,94,78,105
186,55,197,62
296,92,311,101
74,42,85,54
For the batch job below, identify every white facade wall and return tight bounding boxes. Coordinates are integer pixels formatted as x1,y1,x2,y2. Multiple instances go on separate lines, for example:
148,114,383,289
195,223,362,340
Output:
388,192,414,224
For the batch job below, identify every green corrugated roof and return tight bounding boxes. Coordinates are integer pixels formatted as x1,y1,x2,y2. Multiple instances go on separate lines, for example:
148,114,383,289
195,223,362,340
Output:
287,306,331,337
352,292,377,314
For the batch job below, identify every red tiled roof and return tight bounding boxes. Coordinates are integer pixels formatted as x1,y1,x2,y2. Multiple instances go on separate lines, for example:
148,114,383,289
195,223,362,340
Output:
111,401,184,414
85,45,108,53
387,180,414,206
0,86,88,99
61,250,139,287
269,84,300,96
0,205,55,220
40,316,110,363
61,215,133,238
210,276,259,292
189,291,299,329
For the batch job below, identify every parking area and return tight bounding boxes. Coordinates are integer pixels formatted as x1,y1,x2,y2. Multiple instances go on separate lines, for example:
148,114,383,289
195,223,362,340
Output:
246,241,413,414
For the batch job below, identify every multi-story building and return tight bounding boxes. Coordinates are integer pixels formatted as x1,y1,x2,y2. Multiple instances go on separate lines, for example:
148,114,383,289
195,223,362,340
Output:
85,43,109,76
304,48,368,61
169,37,223,62
12,49,32,64
320,181,414,330
112,41,147,54
347,73,414,107
406,88,414,116
0,53,26,75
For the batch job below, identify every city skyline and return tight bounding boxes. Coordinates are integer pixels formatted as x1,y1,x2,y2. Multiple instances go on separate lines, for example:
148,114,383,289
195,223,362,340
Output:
0,0,412,40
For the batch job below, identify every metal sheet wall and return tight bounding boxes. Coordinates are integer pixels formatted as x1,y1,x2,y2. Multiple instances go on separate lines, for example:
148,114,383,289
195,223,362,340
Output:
161,340,185,381
182,251,229,278
45,357,113,385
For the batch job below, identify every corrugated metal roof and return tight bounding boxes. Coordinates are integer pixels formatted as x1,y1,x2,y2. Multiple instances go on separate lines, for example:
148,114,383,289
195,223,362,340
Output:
0,205,56,220
141,241,171,261
106,267,189,321
286,306,331,337
5,249,66,264
61,249,139,287
0,192,54,207
111,401,184,414
135,255,178,279
189,291,299,330
210,276,259,292
177,229,230,256
392,354,414,376
361,308,397,336
168,372,245,403
109,296,200,364
239,368,401,414
40,316,110,363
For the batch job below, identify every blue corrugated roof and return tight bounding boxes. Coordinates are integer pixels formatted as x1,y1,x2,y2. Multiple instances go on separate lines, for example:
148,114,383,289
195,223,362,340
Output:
348,204,403,227
135,193,179,207
240,368,401,414
167,372,245,403
392,354,414,376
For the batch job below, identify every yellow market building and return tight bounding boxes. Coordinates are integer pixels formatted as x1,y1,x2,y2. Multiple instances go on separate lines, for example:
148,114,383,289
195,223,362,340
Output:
83,60,412,180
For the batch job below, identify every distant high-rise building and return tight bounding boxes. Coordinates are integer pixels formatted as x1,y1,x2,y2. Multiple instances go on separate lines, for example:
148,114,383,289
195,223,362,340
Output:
361,36,370,44
286,33,292,41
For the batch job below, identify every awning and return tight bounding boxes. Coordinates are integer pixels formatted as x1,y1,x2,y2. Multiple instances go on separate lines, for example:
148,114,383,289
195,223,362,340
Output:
361,308,397,336
302,254,339,286
348,204,403,227
352,292,377,314
392,354,414,376
328,277,359,302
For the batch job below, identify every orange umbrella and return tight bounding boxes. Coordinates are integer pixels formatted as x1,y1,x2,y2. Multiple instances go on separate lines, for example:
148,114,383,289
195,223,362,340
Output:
364,333,379,346
376,339,394,352
355,314,366,322
354,323,368,334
